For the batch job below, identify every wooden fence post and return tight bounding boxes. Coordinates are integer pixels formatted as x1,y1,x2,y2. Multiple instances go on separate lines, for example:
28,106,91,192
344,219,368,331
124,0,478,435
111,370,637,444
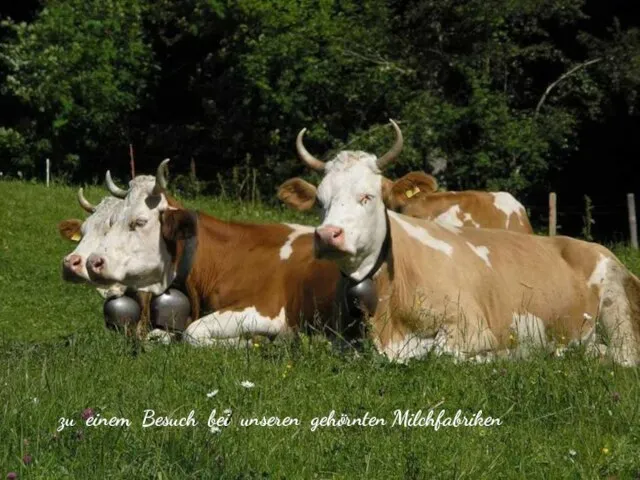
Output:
628,193,638,249
549,192,557,236
129,144,136,179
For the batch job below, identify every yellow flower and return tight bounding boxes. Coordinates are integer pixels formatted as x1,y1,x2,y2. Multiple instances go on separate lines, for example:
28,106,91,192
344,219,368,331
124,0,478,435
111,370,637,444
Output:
287,363,293,369
601,447,609,455
253,342,260,348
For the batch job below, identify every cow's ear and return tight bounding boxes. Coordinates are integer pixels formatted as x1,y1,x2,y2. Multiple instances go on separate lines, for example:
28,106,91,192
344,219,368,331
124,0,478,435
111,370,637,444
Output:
388,171,438,208
161,209,197,242
58,219,83,242
277,178,318,211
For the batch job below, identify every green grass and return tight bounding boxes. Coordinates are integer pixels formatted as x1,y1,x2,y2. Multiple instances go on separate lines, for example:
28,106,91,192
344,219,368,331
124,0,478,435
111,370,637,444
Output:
1,180,640,479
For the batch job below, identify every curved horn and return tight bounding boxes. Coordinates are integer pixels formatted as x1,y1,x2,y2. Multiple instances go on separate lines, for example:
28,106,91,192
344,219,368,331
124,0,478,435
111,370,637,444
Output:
376,119,404,170
152,158,170,194
296,129,325,172
77,188,96,213
105,170,129,198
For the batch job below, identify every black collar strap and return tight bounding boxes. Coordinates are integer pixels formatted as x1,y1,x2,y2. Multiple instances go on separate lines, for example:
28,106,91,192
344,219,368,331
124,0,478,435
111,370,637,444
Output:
341,210,392,318
170,209,199,291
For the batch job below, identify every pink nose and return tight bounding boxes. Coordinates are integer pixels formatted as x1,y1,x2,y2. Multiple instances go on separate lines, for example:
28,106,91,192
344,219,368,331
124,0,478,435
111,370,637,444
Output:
314,225,345,254
87,255,105,275
63,254,83,272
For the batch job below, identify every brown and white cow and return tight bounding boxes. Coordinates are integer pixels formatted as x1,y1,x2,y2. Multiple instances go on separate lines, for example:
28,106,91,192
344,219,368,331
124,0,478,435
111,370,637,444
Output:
58,187,127,298
278,171,533,233
83,161,346,346
57,179,155,338
282,119,640,366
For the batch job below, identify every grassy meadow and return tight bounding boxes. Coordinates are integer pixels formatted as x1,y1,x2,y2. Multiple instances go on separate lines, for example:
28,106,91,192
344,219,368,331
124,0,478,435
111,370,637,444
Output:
1,180,640,479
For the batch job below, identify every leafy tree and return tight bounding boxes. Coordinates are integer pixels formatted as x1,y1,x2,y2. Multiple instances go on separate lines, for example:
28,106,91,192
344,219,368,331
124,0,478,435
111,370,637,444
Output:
0,0,153,179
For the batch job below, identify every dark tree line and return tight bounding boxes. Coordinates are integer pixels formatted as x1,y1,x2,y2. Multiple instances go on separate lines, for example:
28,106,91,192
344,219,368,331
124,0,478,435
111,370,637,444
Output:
1,0,638,237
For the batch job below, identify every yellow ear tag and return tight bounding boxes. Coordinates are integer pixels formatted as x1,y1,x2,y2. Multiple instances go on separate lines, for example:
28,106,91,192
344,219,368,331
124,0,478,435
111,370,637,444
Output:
71,232,82,242
405,186,421,198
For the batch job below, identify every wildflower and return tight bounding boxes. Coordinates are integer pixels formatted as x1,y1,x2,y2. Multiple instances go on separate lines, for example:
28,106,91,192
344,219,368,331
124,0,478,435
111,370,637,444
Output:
210,426,221,434
6,472,17,480
32,398,38,404
206,390,219,398
240,381,255,389
568,449,577,457
602,447,609,455
253,342,260,348
81,408,94,421
286,363,293,369
223,409,232,415
22,454,32,465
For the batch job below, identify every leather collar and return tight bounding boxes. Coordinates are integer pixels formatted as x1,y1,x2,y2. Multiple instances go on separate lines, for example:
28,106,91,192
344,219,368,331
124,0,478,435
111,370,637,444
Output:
341,210,391,318
170,209,198,292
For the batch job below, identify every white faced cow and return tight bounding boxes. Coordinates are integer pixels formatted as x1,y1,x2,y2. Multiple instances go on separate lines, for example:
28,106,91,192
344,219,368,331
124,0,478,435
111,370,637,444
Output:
58,186,127,299
283,119,640,366
84,161,343,347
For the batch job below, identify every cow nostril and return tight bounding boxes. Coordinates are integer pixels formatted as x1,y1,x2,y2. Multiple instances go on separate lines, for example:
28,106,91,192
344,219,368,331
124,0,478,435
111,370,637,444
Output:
333,228,343,239
71,255,82,267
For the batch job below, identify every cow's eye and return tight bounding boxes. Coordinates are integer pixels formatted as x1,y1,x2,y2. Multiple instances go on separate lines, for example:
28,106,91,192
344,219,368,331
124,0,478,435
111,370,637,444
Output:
129,218,148,230
359,194,373,205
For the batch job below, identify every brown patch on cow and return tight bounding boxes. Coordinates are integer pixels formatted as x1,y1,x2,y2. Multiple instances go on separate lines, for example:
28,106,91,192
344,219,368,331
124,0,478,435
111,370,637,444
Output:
58,219,83,242
277,178,317,211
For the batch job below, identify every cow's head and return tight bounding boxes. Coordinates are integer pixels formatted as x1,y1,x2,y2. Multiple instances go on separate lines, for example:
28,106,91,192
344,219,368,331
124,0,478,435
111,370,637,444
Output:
280,119,404,281
86,160,195,295
58,189,124,284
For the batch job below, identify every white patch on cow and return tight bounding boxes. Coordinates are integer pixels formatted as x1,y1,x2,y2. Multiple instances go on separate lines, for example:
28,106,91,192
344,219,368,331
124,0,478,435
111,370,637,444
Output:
465,242,491,268
380,334,436,363
279,223,314,260
491,192,525,228
183,306,288,346
587,254,609,290
435,205,463,228
462,212,480,228
146,328,175,345
510,312,547,346
389,212,453,257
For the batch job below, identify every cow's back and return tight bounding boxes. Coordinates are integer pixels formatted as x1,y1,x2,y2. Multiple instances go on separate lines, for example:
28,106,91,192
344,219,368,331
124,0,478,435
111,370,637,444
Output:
397,190,533,233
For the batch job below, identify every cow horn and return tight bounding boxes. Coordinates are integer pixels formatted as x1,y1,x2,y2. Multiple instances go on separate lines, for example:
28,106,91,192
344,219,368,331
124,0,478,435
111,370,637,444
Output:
77,188,96,213
105,170,129,198
296,128,325,171
153,158,170,194
376,119,404,170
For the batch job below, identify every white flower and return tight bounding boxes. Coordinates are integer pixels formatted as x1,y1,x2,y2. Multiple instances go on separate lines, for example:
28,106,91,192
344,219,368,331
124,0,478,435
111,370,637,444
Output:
32,397,38,404
210,426,221,434
206,390,219,398
240,381,255,389
223,408,232,415
568,449,577,457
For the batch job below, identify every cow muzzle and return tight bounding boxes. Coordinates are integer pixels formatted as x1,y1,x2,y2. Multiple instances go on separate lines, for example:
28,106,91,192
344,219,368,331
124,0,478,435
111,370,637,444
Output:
62,254,85,282
314,225,349,258
86,254,112,283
